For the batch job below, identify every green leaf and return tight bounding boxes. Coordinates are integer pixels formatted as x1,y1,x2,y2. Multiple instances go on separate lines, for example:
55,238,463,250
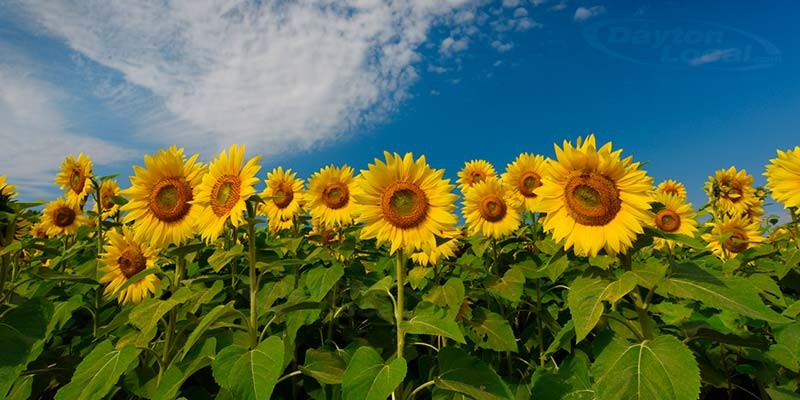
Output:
658,263,790,324
543,321,575,360
300,349,347,385
129,298,180,333
568,272,636,343
213,345,248,390
424,278,465,320
767,323,800,372
306,263,344,302
402,302,466,343
208,245,244,273
227,336,285,400
54,341,140,400
488,267,525,304
5,375,33,400
467,307,517,352
342,347,407,400
153,338,217,400
435,347,513,400
408,266,433,290
592,335,700,400
532,350,594,400
0,298,53,397
180,303,237,361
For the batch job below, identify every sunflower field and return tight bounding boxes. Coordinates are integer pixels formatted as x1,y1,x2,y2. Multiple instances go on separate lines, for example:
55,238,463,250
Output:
1,135,799,400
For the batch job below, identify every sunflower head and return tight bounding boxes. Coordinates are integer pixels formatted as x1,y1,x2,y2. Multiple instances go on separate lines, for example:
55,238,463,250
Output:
652,192,699,250
765,146,800,209
99,227,161,305
703,214,765,260
260,167,305,233
195,144,261,243
120,146,205,248
705,167,756,216
457,160,497,193
304,164,357,228
463,177,521,239
41,197,86,237
0,175,17,200
354,152,458,254
411,230,462,267
655,179,687,201
55,153,95,207
536,134,654,257
501,153,548,213
95,179,122,219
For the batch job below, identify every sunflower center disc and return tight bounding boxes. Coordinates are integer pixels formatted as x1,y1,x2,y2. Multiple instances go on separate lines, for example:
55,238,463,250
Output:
469,171,486,185
720,181,744,203
69,168,85,194
273,183,294,209
381,181,429,229
54,206,76,227
211,175,241,217
564,174,622,226
480,195,507,222
101,190,115,210
664,188,680,197
322,182,349,210
655,209,681,232
118,248,147,278
150,178,193,223
519,172,542,197
723,230,749,254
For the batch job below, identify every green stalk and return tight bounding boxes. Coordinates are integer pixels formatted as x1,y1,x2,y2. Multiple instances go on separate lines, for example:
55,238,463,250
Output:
620,251,654,340
94,184,104,338
536,279,545,367
395,251,406,359
0,254,8,307
163,254,185,363
246,201,259,349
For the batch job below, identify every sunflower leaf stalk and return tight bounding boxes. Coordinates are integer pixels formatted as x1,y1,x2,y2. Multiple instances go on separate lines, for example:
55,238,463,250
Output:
395,251,406,360
246,199,259,349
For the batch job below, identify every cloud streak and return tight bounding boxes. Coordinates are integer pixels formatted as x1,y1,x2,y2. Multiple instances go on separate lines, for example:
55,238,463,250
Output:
574,5,605,21
689,48,739,66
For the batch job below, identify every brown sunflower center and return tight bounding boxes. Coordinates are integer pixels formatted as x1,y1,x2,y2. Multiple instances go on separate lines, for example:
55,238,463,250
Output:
53,206,76,227
211,175,241,217
380,181,429,229
723,230,749,254
664,188,680,197
720,181,744,203
69,167,85,194
564,174,622,226
469,171,486,185
479,195,507,222
117,248,147,278
519,172,542,197
100,189,115,210
655,209,681,233
149,177,193,223
322,182,349,209
272,183,294,209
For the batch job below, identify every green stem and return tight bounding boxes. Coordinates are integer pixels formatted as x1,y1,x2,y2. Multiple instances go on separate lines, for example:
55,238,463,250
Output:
620,251,653,340
0,254,8,307
247,202,259,349
536,279,545,367
408,380,435,399
163,255,185,364
276,370,302,385
395,251,406,360
94,187,104,338
328,280,337,344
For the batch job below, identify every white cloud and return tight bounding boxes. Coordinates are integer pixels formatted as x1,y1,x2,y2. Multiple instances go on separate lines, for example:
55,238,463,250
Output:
689,49,739,66
502,0,521,7
491,40,514,52
516,19,542,31
430,89,440,96
493,60,504,67
440,36,470,55
513,8,529,18
427,65,449,74
0,63,137,198
549,1,568,11
8,0,475,157
574,5,606,21
531,0,547,6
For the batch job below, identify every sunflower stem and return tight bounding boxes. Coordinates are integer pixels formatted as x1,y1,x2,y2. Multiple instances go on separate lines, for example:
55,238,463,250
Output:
163,254,185,365
620,251,654,340
246,201,259,349
93,182,105,338
394,251,406,360
0,254,8,307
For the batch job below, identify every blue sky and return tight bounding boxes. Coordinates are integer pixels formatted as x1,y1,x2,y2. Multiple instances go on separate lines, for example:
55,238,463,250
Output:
1,0,798,217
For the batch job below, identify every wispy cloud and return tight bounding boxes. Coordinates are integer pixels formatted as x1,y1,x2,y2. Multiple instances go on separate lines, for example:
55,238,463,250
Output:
574,5,605,21
440,36,470,55
7,0,477,158
689,49,738,66
549,1,568,11
0,62,137,199
491,40,515,52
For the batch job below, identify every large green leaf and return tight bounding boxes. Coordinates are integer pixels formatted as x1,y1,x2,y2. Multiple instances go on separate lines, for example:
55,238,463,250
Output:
301,348,347,385
532,350,594,400
342,346,406,400
658,263,789,323
0,297,52,397
435,347,513,400
487,267,525,304
180,303,237,361
402,302,466,343
306,263,344,302
213,336,285,400
55,341,140,400
153,338,217,400
424,277,465,320
592,335,700,400
208,245,244,272
568,272,636,343
467,307,517,352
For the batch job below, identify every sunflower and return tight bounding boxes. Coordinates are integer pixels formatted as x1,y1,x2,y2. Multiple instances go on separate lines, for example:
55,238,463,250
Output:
0,175,16,199
354,152,458,254
703,215,764,260
463,177,522,239
305,165,357,228
54,153,94,207
705,167,757,216
120,146,205,248
457,160,497,193
40,197,86,237
99,227,161,305
194,144,261,243
536,135,654,257
655,179,687,200
94,179,122,219
501,153,548,213
411,230,461,266
260,167,305,232
652,192,699,250
765,146,800,209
